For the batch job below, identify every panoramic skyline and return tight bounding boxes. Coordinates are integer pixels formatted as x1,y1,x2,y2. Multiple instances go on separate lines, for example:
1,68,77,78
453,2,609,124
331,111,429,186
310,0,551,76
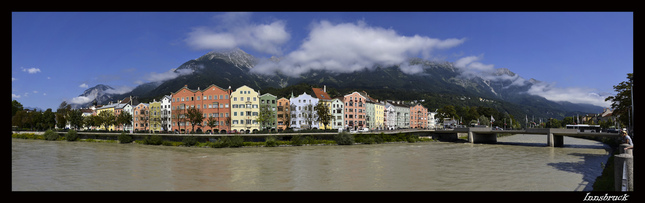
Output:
12,12,633,110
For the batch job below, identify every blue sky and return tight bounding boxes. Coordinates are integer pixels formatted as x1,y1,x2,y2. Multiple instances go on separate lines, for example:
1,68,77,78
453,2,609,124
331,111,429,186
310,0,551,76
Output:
12,12,632,110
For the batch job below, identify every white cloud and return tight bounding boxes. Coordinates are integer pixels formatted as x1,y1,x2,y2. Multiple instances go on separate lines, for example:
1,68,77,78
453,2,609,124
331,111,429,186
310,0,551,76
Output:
79,83,89,88
12,77,16,81
251,20,465,77
21,67,41,74
185,12,290,55
12,94,20,99
105,86,134,95
145,68,194,83
453,55,527,87
69,96,94,105
526,81,612,107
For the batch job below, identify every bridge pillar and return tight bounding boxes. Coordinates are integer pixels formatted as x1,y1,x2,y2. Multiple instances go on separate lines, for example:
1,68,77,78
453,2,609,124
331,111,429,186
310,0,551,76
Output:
547,130,564,147
467,128,497,144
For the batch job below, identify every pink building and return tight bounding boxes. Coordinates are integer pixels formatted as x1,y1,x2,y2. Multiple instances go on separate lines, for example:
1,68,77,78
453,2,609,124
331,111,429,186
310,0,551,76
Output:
410,103,428,129
343,92,366,130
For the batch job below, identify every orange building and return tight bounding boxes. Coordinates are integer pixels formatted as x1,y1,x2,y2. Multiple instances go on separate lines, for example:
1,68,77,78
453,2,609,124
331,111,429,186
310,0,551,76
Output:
343,92,366,130
276,97,291,131
133,103,149,132
410,103,428,129
171,84,231,133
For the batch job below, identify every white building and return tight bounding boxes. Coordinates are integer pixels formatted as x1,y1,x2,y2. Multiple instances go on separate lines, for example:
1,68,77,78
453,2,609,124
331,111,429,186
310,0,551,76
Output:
289,92,319,129
161,95,172,132
385,104,396,130
123,103,133,132
331,98,344,129
427,111,438,129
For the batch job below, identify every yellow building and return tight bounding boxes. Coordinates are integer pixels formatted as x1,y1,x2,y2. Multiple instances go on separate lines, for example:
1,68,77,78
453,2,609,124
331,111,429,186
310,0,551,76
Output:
374,102,385,130
149,100,162,132
312,86,332,130
230,85,260,133
96,103,118,131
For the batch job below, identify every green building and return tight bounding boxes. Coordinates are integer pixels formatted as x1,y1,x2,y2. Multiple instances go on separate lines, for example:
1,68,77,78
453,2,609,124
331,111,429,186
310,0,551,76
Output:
259,93,278,131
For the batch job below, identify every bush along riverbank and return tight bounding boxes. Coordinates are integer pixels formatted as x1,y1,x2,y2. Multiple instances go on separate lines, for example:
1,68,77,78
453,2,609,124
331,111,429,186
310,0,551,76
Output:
12,131,437,148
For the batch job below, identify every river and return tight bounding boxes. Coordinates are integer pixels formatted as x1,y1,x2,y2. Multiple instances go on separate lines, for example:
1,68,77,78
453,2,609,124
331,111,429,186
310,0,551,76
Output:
12,134,612,191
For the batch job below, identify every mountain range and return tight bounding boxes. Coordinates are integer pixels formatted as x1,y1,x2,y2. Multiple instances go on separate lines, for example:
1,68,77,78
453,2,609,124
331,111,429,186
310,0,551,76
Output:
73,48,604,120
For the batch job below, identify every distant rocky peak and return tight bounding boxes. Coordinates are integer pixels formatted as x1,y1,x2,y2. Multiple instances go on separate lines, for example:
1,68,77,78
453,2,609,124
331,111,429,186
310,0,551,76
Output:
197,48,257,69
494,68,516,76
82,84,113,95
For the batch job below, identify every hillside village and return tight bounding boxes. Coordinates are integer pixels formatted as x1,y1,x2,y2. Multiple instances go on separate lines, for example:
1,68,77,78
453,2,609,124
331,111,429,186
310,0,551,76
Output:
70,84,442,134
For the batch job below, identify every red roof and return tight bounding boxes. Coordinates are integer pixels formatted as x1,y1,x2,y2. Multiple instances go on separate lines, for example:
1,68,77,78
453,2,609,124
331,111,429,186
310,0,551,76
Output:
312,87,331,100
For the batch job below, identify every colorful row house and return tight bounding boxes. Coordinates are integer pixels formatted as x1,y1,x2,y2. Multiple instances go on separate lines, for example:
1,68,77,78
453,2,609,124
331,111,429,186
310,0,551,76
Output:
230,85,259,133
343,92,366,130
259,93,278,131
276,97,291,131
79,84,436,133
171,84,231,133
290,92,320,129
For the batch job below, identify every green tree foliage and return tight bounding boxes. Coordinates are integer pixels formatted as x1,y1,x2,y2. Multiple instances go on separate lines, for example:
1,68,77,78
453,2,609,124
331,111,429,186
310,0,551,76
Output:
257,103,275,131
437,105,457,122
12,100,23,117
605,73,633,129
116,111,133,132
182,136,198,146
545,118,561,128
43,129,59,141
56,101,72,129
334,132,354,145
66,129,79,141
42,108,56,130
186,107,203,133
118,132,133,144
98,110,116,131
315,102,332,129
206,117,218,133
67,109,83,130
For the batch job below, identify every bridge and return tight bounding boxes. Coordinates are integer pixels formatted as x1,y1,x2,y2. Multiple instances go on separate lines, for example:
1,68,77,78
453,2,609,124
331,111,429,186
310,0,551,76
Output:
410,127,621,147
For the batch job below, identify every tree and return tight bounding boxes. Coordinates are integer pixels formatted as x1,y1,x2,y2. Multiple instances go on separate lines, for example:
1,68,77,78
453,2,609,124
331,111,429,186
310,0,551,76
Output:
464,106,479,123
478,115,490,127
116,111,133,132
43,108,56,130
437,105,458,122
56,101,71,129
315,102,332,130
545,118,561,128
257,104,275,131
30,110,43,130
562,116,575,125
98,110,116,131
605,73,633,130
186,107,203,133
302,104,318,129
12,110,26,130
67,109,83,130
206,116,218,133
12,100,23,117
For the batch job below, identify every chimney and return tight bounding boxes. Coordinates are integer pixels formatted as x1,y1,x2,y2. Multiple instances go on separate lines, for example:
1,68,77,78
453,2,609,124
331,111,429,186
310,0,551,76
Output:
324,85,326,92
